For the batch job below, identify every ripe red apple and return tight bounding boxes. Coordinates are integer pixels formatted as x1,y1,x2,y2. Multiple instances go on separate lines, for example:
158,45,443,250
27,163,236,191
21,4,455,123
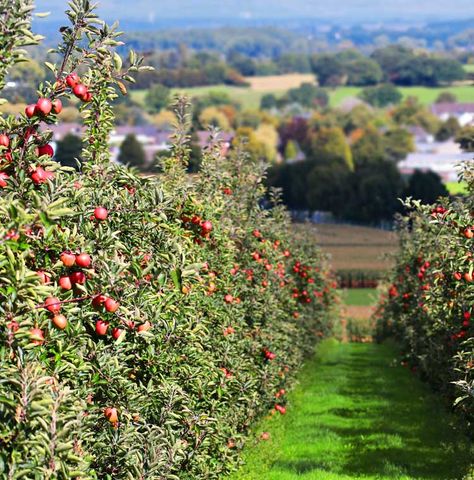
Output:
0,172,9,188
52,314,67,330
0,134,10,148
25,104,37,118
81,91,92,102
30,328,45,346
453,272,462,281
66,73,79,88
60,251,76,267
51,99,62,114
36,98,52,116
260,432,270,441
95,320,109,336
464,272,473,283
201,220,213,233
36,270,51,284
92,294,107,309
38,144,54,157
112,327,123,340
104,298,119,313
94,207,108,220
275,404,286,415
73,84,87,98
59,275,73,290
75,253,91,268
44,296,61,314
224,294,234,304
70,271,86,284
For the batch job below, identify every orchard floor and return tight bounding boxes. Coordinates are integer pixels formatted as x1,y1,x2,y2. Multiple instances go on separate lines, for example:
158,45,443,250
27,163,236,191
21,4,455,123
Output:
230,340,473,480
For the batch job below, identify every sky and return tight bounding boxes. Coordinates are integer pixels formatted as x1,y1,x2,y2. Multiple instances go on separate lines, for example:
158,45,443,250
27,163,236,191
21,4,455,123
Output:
36,0,474,24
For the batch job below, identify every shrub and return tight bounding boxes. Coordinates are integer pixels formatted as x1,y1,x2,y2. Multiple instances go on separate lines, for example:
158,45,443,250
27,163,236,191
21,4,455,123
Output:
0,2,335,478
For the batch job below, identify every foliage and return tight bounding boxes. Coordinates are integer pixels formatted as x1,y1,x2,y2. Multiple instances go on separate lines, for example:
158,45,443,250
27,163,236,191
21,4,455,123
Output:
144,83,171,113
55,133,83,169
404,170,449,203
359,83,402,107
0,2,334,478
118,133,147,170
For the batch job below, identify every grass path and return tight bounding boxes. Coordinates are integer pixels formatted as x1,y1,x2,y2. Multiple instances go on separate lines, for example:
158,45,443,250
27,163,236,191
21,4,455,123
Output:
231,340,473,480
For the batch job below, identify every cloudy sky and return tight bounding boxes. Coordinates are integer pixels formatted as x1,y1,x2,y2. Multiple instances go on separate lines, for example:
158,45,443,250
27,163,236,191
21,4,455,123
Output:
36,0,474,22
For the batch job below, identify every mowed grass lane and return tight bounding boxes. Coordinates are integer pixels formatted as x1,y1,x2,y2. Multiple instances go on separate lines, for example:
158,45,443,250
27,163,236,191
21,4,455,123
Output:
231,340,473,480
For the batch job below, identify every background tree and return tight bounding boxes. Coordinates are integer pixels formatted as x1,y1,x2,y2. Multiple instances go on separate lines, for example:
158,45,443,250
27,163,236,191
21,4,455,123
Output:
118,133,147,170
435,91,458,103
145,83,171,113
404,169,449,203
456,126,474,152
260,93,278,110
55,133,83,170
359,83,402,107
435,117,461,142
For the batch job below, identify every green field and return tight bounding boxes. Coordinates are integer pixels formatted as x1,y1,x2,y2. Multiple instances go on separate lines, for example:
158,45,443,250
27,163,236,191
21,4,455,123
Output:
338,288,376,306
464,64,474,73
231,340,473,480
132,79,474,111
446,181,469,195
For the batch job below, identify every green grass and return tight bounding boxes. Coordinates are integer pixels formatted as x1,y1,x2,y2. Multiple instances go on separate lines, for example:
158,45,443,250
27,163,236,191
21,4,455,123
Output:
446,181,469,195
464,64,474,73
338,288,376,306
230,340,473,480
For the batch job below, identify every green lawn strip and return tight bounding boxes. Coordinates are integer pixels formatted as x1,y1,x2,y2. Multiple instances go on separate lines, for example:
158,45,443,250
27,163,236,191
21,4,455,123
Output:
338,288,377,306
446,181,469,195
230,340,473,480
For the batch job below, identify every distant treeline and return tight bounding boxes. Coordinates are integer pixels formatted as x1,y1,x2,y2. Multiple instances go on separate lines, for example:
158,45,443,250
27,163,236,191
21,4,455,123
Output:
133,45,467,89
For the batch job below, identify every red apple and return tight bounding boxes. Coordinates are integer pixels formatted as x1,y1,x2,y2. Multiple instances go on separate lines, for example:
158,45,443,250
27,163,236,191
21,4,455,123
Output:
59,275,73,290
51,99,62,114
104,298,119,313
66,73,79,88
30,328,45,346
75,253,91,268
0,172,9,188
112,327,123,340
224,294,234,304
36,98,52,116
95,320,109,336
0,134,10,148
137,321,152,333
38,144,54,157
201,220,213,233
104,407,118,424
70,271,86,284
25,104,36,118
73,84,87,98
94,207,108,220
36,270,51,284
44,296,61,314
60,251,76,267
52,314,67,330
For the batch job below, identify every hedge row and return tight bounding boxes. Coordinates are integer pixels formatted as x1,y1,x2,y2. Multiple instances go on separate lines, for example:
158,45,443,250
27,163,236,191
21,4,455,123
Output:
0,2,335,478
376,168,474,430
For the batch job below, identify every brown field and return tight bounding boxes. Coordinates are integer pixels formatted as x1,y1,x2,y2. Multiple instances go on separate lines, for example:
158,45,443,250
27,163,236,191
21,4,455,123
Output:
244,73,316,91
296,223,399,271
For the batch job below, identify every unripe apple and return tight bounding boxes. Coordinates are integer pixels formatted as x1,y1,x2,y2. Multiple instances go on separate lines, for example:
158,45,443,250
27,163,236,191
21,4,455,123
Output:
59,275,73,290
51,99,62,114
104,407,118,424
73,84,87,98
60,251,76,267
25,104,37,118
95,320,109,336
75,253,91,268
0,134,10,148
94,207,108,220
36,98,52,116
38,144,54,157
70,271,86,284
30,327,45,346
52,314,67,330
44,296,61,314
0,172,9,188
104,298,119,313
66,72,79,88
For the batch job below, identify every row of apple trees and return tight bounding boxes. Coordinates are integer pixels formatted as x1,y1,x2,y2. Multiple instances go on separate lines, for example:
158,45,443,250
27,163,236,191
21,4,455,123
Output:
0,1,335,478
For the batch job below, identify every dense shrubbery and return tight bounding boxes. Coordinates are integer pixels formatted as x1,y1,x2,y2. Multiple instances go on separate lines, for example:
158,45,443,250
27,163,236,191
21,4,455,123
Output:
0,2,335,478
376,164,474,428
